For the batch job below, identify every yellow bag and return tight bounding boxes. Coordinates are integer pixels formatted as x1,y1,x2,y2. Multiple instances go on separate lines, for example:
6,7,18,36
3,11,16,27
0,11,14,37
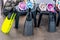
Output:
1,13,16,34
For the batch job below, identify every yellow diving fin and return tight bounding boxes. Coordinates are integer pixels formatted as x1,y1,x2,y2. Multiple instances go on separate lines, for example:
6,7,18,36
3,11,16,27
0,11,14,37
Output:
1,13,16,34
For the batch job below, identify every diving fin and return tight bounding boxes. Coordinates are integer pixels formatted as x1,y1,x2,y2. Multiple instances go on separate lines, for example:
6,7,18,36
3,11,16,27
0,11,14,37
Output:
1,13,16,34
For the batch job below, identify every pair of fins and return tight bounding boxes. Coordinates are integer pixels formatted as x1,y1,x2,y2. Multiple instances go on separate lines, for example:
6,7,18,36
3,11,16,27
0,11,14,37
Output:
1,13,16,34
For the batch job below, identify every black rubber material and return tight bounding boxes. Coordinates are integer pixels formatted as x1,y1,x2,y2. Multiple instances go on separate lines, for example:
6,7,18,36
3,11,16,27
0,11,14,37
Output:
23,20,33,36
2,0,16,16
37,13,42,27
15,12,20,29
7,13,12,19
23,8,34,36
56,12,60,26
48,12,56,32
37,10,56,32
32,10,37,27
37,11,49,27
